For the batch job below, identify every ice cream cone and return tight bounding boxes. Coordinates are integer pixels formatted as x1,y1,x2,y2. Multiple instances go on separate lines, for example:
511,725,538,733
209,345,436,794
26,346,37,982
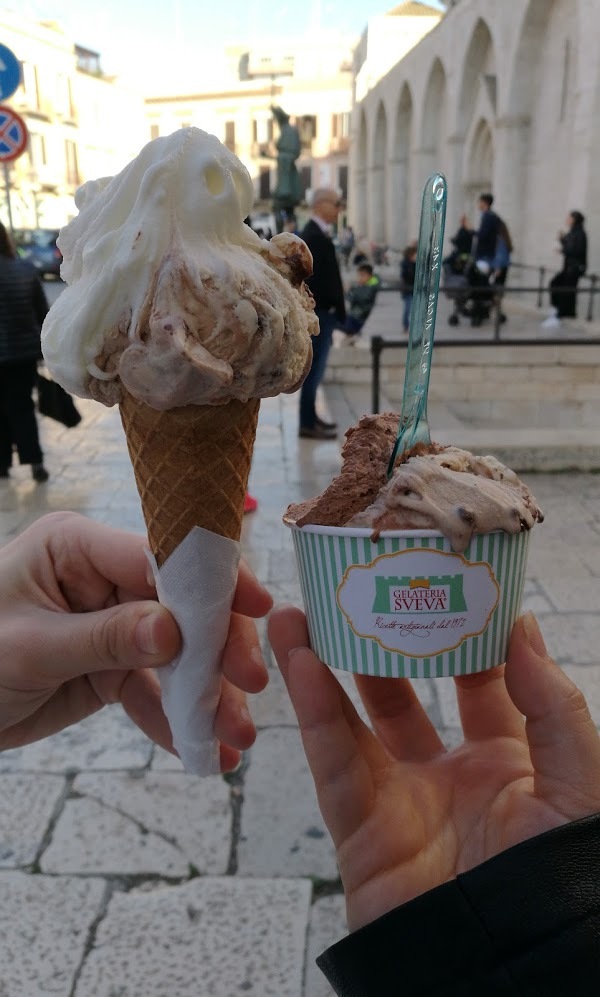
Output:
119,391,260,566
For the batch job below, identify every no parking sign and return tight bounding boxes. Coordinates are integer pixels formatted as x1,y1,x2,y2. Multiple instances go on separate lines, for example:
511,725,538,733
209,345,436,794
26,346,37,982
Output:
0,103,27,162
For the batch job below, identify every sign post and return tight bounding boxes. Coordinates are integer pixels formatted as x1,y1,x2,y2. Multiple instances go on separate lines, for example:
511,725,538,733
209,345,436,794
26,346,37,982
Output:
0,103,28,235
0,45,25,234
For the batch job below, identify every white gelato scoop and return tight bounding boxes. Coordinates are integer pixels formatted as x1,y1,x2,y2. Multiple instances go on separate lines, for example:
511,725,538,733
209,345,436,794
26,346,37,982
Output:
42,127,317,410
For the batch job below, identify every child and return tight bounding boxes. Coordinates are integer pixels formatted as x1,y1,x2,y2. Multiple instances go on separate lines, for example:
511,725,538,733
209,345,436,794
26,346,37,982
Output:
341,263,380,340
400,244,417,333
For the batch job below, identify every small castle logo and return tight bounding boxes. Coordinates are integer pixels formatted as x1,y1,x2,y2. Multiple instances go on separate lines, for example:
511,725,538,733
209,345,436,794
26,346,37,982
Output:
372,573,467,614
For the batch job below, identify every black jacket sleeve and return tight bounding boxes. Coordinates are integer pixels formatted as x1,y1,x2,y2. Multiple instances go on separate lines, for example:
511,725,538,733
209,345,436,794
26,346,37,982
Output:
301,220,346,321
32,273,49,327
317,813,600,996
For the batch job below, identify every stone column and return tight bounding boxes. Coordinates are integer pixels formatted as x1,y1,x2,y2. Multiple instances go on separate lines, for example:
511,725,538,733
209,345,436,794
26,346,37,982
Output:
368,164,385,244
445,132,466,232
388,156,409,250
493,115,531,260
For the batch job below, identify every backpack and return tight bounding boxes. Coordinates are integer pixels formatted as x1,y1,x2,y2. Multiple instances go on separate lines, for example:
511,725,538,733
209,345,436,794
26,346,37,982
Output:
498,219,513,254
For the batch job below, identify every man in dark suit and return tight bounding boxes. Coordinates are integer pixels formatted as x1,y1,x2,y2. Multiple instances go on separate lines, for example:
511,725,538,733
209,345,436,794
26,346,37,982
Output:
299,188,346,439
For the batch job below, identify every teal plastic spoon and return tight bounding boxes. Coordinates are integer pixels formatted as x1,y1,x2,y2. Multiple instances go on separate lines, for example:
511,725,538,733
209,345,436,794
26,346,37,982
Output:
387,173,447,477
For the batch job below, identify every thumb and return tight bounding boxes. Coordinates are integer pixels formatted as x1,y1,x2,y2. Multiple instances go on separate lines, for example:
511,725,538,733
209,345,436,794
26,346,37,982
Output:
505,613,600,816
35,601,181,679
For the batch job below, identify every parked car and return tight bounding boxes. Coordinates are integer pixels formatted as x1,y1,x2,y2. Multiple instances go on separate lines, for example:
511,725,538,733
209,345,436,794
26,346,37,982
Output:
14,228,62,279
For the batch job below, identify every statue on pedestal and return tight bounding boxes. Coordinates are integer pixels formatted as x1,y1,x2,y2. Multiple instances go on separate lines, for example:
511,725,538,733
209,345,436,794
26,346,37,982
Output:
271,106,302,233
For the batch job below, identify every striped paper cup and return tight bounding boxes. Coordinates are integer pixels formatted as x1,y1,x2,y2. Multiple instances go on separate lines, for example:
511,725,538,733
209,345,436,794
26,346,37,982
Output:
286,524,530,678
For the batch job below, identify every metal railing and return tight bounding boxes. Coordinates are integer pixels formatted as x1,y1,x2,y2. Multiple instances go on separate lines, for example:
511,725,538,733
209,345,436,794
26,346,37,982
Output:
369,283,600,413
508,262,599,316
378,265,600,321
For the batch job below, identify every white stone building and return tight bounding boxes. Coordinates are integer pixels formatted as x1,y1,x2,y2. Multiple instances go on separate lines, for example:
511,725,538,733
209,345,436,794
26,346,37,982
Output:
350,0,600,273
2,11,146,230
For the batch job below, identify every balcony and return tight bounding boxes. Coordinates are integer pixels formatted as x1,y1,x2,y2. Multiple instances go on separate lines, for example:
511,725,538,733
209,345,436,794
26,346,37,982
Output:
330,136,350,154
14,95,55,122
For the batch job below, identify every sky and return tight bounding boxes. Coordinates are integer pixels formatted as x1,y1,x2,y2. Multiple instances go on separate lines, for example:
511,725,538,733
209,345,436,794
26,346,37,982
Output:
19,0,445,87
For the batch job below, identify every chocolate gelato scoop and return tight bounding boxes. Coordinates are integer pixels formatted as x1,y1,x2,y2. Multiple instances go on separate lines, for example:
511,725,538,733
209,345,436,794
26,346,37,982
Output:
285,413,544,553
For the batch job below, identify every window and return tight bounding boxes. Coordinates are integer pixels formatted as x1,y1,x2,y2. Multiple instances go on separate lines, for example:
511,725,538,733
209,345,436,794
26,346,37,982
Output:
296,115,317,150
29,133,47,167
225,120,236,153
337,165,348,201
22,62,41,109
65,140,79,186
332,112,350,139
259,166,271,200
300,166,312,199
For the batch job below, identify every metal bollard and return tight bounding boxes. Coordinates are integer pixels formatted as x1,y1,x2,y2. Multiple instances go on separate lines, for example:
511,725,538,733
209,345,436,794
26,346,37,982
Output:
371,336,384,413
537,266,546,308
587,274,597,322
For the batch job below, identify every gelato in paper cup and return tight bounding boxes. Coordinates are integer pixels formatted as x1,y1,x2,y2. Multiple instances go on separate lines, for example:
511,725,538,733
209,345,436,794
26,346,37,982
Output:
286,524,530,678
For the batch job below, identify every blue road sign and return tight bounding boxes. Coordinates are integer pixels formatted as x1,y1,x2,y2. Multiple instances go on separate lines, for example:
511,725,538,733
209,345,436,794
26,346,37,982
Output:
0,44,21,101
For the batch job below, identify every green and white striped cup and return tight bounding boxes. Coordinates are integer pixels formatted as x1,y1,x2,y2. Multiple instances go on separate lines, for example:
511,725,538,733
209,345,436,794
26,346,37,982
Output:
286,524,530,678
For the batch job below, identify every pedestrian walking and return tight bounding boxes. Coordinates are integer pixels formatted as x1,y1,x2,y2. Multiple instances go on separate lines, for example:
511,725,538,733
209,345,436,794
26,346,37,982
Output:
0,222,49,482
298,189,345,439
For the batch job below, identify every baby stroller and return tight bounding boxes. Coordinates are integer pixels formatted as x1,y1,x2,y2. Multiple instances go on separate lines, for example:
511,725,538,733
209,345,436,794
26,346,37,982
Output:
443,254,495,327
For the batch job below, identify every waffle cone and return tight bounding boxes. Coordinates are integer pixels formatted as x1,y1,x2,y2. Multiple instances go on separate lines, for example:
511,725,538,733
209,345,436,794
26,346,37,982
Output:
120,391,260,566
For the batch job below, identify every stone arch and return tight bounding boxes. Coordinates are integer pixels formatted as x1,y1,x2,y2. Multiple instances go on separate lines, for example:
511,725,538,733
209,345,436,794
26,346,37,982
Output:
457,18,496,139
354,107,368,240
464,118,493,212
389,82,413,249
370,101,388,244
421,58,447,179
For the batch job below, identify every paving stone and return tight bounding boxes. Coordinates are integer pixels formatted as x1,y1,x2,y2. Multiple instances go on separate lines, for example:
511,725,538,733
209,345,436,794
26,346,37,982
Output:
249,668,298,727
0,775,66,868
41,796,189,876
42,771,231,876
238,728,338,880
151,746,186,772
304,894,347,997
538,576,600,612
75,877,312,996
536,613,600,665
0,872,105,994
561,664,600,726
520,591,554,615
0,705,153,773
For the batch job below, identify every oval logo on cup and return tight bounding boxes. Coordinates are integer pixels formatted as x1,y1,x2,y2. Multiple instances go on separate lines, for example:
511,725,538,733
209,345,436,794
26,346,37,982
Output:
336,548,499,657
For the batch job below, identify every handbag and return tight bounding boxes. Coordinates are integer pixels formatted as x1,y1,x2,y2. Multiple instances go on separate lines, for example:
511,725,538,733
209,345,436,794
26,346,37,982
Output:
36,373,82,428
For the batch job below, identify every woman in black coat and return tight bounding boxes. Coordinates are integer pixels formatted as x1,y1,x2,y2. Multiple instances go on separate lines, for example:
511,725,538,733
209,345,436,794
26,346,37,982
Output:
549,210,588,318
0,223,49,481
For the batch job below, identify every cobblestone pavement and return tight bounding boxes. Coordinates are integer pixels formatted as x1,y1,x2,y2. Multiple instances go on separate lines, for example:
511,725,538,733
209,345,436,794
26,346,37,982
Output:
0,379,599,994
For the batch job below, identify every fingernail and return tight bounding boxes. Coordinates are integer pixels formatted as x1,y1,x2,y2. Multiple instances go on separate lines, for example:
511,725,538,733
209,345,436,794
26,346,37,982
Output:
135,613,161,654
251,645,267,669
522,612,548,658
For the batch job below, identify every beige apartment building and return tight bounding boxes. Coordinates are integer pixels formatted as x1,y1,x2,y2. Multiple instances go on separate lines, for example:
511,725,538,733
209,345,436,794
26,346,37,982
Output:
144,34,356,227
1,11,146,230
